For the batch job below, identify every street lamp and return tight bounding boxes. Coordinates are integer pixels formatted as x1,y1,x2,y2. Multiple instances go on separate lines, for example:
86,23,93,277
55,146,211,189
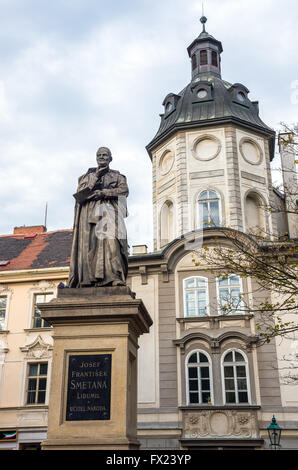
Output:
267,415,282,450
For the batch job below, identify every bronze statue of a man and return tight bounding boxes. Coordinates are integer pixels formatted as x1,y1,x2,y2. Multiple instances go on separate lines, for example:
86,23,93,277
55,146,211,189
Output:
68,147,129,288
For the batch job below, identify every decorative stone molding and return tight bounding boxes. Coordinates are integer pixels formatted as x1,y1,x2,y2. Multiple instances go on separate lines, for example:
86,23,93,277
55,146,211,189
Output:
139,266,148,285
239,137,263,165
182,407,259,439
20,335,53,360
158,149,175,176
191,135,221,162
160,264,169,283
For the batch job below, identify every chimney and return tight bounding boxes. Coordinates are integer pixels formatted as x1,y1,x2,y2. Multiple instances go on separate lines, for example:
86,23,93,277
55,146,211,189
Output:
13,225,47,235
132,245,148,255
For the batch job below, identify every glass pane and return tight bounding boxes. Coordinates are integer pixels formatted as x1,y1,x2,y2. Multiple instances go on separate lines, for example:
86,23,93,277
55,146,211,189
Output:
235,352,245,362
197,278,206,287
0,297,7,307
29,364,38,376
202,202,209,225
218,277,228,286
27,391,35,404
201,379,210,391
35,295,44,303
225,379,235,391
39,363,48,375
237,378,247,390
186,292,196,316
37,391,46,404
45,294,54,302
236,366,246,377
188,353,197,364
200,366,210,378
226,391,236,403
188,367,198,378
199,354,208,363
198,191,208,201
223,352,233,362
209,201,219,226
202,393,210,403
185,278,196,288
39,378,47,391
28,378,37,391
189,380,198,391
189,392,199,404
238,392,248,403
230,276,240,285
224,366,234,377
208,191,218,199
33,317,42,328
198,289,207,314
43,319,51,328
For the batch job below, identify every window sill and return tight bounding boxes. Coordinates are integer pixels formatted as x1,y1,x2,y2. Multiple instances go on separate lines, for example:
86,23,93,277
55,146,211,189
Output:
24,327,53,332
23,404,49,409
177,314,253,323
180,404,261,410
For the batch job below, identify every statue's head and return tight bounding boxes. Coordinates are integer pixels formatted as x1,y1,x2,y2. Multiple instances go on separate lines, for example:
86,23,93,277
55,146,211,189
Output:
96,147,112,168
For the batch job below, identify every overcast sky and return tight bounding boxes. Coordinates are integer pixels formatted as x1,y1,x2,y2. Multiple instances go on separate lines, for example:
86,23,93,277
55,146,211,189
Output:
0,0,297,251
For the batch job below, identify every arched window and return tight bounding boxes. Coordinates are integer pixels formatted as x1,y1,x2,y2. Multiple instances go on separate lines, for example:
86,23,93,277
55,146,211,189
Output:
222,350,250,404
184,277,208,317
198,190,220,228
200,50,208,66
160,201,174,247
186,351,212,404
217,275,244,315
245,192,266,234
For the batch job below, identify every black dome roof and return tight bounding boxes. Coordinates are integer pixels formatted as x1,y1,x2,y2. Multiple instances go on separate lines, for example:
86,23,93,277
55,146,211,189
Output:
147,73,275,159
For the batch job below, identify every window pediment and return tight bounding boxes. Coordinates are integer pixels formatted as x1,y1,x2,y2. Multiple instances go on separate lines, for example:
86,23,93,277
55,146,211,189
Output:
20,335,53,360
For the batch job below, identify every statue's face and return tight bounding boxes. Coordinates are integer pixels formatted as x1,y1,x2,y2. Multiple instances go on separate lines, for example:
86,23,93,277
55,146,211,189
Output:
96,147,112,168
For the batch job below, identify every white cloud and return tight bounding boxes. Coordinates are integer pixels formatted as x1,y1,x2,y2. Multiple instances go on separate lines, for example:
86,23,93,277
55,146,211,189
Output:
0,0,297,248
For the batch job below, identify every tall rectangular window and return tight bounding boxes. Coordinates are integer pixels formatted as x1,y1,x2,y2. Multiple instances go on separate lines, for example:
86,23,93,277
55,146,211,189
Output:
200,50,208,66
32,293,53,328
26,363,48,405
184,277,208,316
217,275,243,315
191,54,197,70
211,50,218,67
0,296,7,330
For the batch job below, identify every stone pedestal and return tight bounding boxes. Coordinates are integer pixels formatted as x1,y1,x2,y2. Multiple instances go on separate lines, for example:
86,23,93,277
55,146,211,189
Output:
39,286,152,450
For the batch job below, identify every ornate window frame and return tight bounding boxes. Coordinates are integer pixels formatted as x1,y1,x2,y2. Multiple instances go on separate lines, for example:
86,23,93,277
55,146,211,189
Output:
221,348,251,405
183,276,209,317
216,274,245,316
185,349,214,405
196,189,221,229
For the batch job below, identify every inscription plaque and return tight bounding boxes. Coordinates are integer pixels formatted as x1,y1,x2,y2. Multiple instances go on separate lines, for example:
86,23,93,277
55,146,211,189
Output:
66,354,111,421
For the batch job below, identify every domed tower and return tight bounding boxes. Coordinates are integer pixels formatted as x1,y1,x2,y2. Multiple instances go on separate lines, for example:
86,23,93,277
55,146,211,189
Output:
146,17,276,251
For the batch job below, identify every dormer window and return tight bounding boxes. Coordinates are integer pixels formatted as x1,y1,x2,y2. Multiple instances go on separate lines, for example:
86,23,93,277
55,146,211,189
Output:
162,93,180,118
191,81,213,103
230,84,250,108
200,50,208,66
211,51,218,67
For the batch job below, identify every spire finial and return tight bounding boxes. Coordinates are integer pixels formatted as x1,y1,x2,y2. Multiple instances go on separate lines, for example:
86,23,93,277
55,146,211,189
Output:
200,4,207,33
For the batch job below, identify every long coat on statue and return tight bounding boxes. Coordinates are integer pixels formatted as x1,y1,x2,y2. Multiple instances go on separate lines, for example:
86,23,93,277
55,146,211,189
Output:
68,167,129,288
